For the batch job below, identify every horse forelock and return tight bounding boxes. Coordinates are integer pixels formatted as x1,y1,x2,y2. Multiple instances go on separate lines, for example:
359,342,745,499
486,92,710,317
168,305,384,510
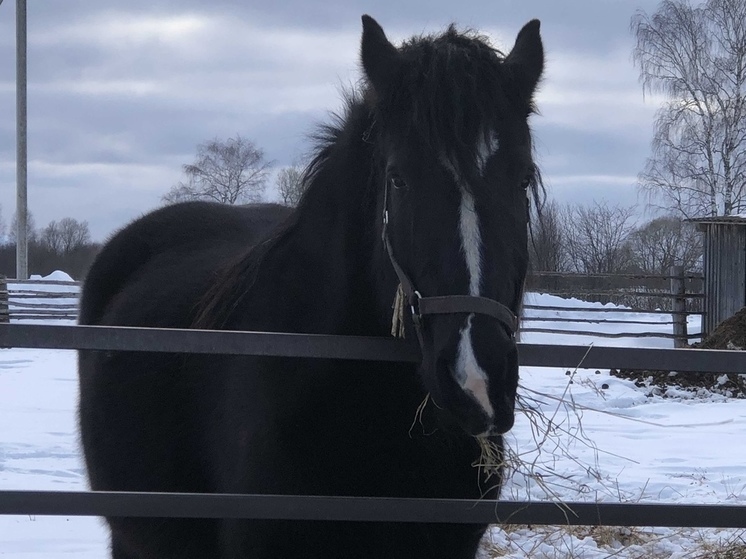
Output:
368,28,515,182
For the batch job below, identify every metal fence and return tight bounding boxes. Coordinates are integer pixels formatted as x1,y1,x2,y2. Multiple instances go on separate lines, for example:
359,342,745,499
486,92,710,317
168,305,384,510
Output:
1,322,745,528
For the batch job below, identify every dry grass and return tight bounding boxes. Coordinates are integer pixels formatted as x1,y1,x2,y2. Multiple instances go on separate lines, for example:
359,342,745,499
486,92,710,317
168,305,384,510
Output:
688,531,746,559
467,343,746,559
480,525,746,559
480,524,664,559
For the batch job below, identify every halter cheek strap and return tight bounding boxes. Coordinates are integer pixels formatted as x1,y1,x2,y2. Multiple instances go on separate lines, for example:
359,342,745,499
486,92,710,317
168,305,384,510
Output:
381,177,518,349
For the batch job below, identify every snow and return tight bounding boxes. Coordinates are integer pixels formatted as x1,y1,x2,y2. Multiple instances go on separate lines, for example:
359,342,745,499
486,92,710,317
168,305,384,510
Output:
27,271,75,283
1,277,744,558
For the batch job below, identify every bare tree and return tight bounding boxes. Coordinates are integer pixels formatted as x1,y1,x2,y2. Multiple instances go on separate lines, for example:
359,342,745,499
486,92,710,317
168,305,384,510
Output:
59,217,91,252
529,199,568,272
631,0,746,217
41,218,91,254
275,164,307,207
627,214,702,273
41,222,63,253
163,135,271,205
562,202,637,274
8,211,37,245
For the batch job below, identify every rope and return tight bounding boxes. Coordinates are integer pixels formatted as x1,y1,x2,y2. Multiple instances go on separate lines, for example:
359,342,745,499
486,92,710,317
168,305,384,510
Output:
391,283,406,338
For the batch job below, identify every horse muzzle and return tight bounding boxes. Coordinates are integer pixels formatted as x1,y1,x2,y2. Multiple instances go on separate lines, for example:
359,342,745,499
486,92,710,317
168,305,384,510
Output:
422,314,519,437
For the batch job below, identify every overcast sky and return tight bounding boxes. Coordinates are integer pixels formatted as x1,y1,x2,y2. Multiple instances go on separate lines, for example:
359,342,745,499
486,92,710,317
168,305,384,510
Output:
0,0,667,240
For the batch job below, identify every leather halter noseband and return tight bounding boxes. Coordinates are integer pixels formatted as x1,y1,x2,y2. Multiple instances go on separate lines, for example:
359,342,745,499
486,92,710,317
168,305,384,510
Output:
380,177,518,348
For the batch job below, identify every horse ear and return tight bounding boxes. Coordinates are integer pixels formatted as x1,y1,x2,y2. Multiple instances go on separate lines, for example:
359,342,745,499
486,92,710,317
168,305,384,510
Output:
360,15,401,94
505,20,544,103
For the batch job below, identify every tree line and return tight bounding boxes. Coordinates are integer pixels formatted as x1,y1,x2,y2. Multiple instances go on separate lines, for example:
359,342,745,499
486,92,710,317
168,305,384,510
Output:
0,209,99,280
530,200,702,275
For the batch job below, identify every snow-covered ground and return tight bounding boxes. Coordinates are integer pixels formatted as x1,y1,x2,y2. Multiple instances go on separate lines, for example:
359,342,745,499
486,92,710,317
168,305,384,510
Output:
1,273,744,558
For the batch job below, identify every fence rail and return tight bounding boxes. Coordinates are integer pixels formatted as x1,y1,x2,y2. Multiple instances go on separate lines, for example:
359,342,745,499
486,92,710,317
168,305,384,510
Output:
1,323,745,529
522,304,694,315
1,323,742,372
526,290,704,300
527,270,704,290
2,490,744,528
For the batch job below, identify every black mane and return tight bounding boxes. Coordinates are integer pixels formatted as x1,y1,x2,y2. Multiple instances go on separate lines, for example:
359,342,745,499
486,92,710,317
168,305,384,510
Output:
194,93,377,329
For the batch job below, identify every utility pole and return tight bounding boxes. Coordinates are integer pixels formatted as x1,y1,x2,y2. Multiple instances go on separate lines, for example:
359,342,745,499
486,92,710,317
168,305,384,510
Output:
16,0,28,279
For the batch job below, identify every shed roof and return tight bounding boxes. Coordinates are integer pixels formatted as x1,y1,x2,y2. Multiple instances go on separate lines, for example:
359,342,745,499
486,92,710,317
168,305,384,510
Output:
686,215,746,226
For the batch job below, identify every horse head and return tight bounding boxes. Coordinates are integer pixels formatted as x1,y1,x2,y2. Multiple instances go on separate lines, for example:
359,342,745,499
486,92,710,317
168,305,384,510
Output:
361,15,544,437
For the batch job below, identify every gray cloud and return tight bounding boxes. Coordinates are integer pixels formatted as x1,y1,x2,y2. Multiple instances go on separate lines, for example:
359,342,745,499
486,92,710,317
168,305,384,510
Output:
0,0,667,240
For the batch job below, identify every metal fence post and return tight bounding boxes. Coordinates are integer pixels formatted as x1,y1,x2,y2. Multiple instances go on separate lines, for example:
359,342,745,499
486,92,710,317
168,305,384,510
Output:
670,266,687,348
16,0,29,280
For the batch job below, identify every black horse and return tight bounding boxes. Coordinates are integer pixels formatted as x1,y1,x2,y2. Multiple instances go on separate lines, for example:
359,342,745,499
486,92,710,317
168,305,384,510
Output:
78,15,544,559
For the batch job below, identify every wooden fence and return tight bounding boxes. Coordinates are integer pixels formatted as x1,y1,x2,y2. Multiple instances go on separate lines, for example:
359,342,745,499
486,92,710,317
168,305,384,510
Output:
524,267,703,347
526,269,703,304
0,277,79,322
0,323,744,529
0,277,7,323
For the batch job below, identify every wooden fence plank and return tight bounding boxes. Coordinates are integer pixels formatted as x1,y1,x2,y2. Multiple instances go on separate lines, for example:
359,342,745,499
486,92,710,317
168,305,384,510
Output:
0,276,7,324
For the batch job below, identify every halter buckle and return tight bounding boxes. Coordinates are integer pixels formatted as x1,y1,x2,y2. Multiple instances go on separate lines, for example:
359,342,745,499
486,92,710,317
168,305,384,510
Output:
409,290,422,318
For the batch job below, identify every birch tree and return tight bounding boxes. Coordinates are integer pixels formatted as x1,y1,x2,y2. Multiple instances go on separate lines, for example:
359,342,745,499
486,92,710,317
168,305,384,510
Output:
275,164,306,207
163,135,271,205
631,0,746,217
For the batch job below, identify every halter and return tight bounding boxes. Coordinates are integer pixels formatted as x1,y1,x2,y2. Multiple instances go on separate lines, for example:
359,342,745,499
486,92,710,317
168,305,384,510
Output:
381,176,518,349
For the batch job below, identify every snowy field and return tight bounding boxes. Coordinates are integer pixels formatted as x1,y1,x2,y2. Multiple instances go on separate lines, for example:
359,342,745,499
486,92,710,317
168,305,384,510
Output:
1,273,745,558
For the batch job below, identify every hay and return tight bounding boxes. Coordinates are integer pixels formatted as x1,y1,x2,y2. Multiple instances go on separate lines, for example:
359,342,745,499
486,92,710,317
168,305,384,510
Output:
390,283,407,338
408,393,434,437
474,435,505,488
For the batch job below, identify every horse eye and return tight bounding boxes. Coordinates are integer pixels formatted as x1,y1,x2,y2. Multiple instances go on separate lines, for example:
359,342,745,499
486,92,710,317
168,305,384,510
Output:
520,175,532,189
389,175,407,190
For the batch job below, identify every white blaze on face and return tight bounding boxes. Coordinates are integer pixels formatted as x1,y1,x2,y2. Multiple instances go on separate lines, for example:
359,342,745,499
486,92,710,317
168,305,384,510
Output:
455,188,494,419
441,133,500,420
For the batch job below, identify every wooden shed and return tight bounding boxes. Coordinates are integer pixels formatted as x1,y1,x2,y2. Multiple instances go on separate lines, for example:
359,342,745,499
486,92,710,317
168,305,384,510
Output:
689,216,746,335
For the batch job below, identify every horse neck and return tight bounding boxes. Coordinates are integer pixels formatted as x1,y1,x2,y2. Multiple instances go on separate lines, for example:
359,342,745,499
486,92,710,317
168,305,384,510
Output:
234,136,391,336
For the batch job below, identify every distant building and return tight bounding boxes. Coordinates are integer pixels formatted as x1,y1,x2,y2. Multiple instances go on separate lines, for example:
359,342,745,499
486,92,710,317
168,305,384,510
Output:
688,215,746,335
